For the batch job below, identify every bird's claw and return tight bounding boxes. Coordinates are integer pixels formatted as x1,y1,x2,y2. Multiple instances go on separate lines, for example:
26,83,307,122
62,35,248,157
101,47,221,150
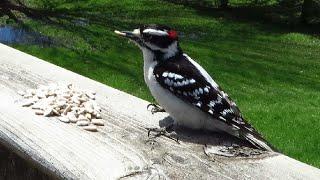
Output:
147,103,166,114
146,127,179,144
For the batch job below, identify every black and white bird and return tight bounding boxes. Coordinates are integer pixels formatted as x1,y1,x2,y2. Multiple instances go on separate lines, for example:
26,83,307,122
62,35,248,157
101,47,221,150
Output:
115,25,274,151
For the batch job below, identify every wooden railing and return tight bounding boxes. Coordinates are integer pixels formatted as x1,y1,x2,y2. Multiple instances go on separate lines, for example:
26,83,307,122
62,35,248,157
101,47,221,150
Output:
0,43,319,179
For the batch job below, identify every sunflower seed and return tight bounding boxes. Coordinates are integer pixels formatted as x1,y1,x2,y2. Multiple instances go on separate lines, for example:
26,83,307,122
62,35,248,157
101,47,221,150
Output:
35,110,44,115
52,108,60,115
78,114,87,121
31,103,41,109
95,113,102,119
63,104,72,115
58,116,70,123
44,108,53,117
76,120,89,126
67,112,77,123
83,125,98,132
21,99,34,107
85,113,92,120
85,92,95,100
91,119,104,126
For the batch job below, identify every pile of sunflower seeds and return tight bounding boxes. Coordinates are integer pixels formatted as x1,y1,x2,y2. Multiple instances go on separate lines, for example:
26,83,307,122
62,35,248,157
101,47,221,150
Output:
18,83,104,132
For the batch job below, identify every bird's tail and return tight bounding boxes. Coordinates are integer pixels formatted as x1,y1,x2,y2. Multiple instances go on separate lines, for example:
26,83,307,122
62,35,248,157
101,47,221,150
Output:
240,130,276,152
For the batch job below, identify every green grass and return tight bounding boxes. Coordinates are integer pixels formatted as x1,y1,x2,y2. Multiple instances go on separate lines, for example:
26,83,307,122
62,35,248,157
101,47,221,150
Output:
2,0,320,168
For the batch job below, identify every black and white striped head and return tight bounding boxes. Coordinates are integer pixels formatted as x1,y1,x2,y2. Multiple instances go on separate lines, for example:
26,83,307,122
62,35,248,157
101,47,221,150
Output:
115,25,180,59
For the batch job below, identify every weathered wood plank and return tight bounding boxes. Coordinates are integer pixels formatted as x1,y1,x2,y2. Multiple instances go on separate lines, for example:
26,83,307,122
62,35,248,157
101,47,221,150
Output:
0,43,319,179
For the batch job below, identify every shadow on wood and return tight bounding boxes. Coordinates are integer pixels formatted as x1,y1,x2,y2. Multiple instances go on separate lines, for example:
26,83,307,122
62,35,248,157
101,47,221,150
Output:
0,144,51,180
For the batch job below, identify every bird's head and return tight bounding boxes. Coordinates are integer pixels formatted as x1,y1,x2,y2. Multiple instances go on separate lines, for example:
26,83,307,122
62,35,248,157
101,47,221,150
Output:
115,24,181,60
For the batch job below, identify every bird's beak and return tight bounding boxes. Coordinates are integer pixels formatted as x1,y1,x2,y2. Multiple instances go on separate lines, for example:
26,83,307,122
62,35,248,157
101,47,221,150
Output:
114,29,141,41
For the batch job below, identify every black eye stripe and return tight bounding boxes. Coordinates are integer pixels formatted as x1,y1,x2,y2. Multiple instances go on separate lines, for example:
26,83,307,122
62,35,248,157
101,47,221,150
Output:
143,34,174,48
140,25,176,49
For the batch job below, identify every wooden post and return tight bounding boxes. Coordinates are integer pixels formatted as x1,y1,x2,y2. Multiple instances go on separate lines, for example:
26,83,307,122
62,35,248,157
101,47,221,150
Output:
0,43,319,179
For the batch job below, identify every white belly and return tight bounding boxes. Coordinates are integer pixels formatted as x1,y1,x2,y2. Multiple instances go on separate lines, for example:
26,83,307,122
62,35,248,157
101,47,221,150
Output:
148,76,207,129
145,62,232,133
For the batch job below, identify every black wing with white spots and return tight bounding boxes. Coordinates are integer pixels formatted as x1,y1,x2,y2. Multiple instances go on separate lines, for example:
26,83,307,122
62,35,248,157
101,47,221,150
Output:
153,54,272,150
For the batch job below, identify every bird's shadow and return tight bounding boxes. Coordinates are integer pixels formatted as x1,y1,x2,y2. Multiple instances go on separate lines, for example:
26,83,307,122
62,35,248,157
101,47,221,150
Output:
157,116,246,147
152,116,269,157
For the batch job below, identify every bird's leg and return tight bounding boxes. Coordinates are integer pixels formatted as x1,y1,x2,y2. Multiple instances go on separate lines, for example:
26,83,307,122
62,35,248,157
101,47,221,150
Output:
146,124,179,144
147,103,166,114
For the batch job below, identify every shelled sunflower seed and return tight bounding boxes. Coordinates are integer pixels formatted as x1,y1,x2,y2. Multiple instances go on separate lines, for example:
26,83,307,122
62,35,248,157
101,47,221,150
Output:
18,83,104,132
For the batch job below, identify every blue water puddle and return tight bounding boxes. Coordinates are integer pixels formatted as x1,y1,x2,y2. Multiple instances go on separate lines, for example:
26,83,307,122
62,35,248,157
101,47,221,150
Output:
0,25,52,46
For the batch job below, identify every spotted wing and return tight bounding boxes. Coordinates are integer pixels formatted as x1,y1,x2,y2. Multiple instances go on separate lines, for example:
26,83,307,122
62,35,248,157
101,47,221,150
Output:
153,54,255,132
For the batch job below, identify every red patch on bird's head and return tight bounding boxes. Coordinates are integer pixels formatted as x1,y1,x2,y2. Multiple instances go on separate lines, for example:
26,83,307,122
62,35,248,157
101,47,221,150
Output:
168,30,178,40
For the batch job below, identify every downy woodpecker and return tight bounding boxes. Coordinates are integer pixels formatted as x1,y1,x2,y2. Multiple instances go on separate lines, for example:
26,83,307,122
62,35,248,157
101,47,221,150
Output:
115,25,273,151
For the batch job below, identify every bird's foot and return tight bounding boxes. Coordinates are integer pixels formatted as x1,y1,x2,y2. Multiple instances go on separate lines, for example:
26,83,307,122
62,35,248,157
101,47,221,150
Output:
147,103,166,114
146,125,179,144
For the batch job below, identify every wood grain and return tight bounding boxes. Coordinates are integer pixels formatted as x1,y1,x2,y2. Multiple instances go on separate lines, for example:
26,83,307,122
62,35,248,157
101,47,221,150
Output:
0,43,319,179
